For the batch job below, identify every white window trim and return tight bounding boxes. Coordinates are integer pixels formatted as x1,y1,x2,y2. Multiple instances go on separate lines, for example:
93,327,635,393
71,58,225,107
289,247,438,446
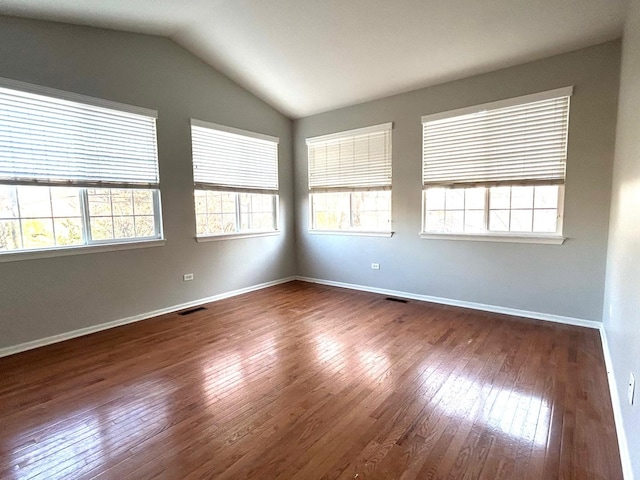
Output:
0,238,166,263
196,231,281,242
419,232,565,245
309,229,394,238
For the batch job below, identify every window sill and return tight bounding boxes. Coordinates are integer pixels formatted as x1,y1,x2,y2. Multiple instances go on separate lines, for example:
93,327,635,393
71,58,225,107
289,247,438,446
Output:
419,232,565,245
196,231,280,242
309,230,394,238
0,238,166,263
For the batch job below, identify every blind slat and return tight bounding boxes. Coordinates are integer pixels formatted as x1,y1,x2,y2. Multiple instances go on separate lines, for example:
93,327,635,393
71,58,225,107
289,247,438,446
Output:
307,124,392,191
0,85,159,187
191,123,279,192
422,93,570,187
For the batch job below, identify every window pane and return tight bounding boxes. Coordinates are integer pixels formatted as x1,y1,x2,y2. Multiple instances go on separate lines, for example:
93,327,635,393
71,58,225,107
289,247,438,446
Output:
465,188,485,210
111,190,134,216
425,210,445,232
114,216,135,238
54,218,83,246
221,213,236,233
464,210,484,233
194,191,207,215
133,190,154,215
445,189,464,210
534,185,559,208
511,186,534,209
510,210,533,232
51,188,81,217
135,216,155,237
351,191,391,231
425,188,445,210
22,218,54,248
196,213,208,235
219,192,236,214
533,209,558,233
207,213,224,234
239,193,276,232
444,210,464,232
0,186,19,219
489,210,510,231
90,217,114,241
18,186,52,218
0,220,21,250
88,189,112,216
312,192,350,230
490,187,511,209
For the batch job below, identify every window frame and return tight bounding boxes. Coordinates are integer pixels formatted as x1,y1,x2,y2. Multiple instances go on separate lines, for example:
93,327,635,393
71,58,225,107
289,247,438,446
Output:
420,185,565,244
309,190,393,237
420,88,571,244
306,123,394,236
190,119,280,240
0,78,164,260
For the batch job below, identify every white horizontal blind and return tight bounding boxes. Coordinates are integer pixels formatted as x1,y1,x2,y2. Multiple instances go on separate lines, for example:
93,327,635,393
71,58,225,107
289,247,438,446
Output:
422,88,572,188
307,123,392,192
0,83,159,187
191,120,279,193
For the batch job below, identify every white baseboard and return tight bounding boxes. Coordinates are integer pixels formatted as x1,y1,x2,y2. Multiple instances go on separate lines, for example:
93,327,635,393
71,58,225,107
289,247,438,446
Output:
0,276,296,359
600,326,635,480
295,276,601,329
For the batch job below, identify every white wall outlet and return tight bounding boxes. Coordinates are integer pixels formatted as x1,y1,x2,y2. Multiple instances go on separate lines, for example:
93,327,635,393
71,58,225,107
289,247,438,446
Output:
371,263,380,270
183,273,194,282
629,373,635,405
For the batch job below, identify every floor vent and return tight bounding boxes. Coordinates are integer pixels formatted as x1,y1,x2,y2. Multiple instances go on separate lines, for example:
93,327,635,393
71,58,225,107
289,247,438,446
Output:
178,306,207,316
385,297,408,304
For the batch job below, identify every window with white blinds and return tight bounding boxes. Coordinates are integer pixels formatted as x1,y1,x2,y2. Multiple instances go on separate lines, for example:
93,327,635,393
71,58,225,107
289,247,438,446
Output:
0,79,159,188
191,119,279,194
307,123,392,192
0,79,163,256
190,120,279,237
421,88,572,240
306,123,393,234
422,87,572,188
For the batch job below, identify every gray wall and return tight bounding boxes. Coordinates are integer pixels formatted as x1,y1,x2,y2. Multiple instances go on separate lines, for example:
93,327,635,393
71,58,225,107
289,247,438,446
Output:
294,41,620,322
603,0,640,476
0,16,296,349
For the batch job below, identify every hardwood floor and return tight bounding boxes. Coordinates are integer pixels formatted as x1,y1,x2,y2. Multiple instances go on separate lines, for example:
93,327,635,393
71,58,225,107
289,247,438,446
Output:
0,281,622,479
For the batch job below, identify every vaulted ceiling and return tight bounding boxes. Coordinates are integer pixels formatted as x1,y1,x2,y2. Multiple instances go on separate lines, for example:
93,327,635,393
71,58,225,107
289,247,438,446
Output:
0,0,628,118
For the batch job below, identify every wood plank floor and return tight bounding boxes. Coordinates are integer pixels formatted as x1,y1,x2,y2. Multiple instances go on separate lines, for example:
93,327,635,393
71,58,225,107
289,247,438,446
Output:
0,281,622,480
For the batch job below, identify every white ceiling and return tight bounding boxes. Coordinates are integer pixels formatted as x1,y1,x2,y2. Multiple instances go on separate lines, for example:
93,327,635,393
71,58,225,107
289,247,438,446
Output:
0,0,628,118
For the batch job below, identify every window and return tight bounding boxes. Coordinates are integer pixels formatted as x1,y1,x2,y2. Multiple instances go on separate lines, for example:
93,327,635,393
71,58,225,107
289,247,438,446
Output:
0,79,162,255
191,120,279,237
421,87,572,241
307,123,392,234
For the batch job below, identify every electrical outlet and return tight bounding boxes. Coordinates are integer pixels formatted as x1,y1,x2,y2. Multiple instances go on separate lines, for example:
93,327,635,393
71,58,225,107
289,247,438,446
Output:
629,373,635,405
183,273,194,282
371,263,380,270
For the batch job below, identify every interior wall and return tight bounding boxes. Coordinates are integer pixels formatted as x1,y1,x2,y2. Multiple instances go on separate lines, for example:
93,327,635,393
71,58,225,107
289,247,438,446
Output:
603,0,640,476
0,15,296,350
294,41,620,322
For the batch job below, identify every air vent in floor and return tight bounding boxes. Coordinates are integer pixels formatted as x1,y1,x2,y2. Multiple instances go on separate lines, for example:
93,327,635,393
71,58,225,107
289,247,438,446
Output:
178,306,207,316
385,297,408,304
